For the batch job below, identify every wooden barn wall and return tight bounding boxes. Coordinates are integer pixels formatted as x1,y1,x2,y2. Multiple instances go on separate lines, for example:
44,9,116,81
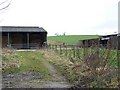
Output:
2,33,8,47
109,36,118,49
29,32,47,47
2,32,47,49
79,38,99,48
11,33,23,44
79,36,118,49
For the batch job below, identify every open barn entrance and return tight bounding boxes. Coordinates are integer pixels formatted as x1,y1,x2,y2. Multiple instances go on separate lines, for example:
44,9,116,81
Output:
1,26,47,49
11,32,28,49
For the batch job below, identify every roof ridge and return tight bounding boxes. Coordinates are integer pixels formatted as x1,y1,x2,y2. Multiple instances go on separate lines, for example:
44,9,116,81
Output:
0,26,47,33
0,26,42,28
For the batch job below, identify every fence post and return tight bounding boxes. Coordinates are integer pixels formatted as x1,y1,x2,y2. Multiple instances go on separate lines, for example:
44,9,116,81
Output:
70,45,73,57
59,45,62,55
51,45,53,50
83,40,88,60
49,44,51,50
55,45,57,52
65,45,68,56
76,45,80,59
73,45,76,58
53,45,55,50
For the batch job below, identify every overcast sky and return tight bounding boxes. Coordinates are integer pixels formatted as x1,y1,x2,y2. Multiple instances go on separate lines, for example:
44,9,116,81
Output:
0,0,119,36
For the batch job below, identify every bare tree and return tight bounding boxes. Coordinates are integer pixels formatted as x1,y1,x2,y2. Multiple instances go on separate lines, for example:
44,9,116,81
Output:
0,0,11,11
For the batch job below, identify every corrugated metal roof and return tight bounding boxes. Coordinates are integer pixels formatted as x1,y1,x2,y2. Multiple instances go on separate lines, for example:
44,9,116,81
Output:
0,26,47,33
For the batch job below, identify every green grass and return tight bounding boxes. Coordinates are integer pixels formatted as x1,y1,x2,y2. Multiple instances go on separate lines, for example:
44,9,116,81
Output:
2,50,50,80
48,48,118,87
17,51,49,74
57,48,117,68
48,35,99,44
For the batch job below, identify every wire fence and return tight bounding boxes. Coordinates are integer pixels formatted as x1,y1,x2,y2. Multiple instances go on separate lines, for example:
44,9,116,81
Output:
48,37,118,62
47,37,119,88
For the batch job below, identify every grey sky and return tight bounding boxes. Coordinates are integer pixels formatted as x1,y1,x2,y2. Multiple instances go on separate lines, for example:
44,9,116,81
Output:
0,0,119,36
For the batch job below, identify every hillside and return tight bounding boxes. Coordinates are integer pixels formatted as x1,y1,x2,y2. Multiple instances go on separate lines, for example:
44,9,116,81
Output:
47,35,99,45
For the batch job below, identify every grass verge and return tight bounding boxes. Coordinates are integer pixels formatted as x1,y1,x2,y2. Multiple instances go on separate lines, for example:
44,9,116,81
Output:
2,49,50,80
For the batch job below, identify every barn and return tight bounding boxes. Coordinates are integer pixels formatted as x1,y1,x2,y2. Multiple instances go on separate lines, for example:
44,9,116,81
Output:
99,34,118,49
79,38,99,48
79,34,118,49
0,26,47,49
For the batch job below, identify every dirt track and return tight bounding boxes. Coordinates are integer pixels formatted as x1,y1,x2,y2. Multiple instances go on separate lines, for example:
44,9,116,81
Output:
2,50,72,88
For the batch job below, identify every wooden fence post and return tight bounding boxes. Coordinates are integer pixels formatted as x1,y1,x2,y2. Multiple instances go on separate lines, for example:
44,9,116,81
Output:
55,45,57,52
51,45,53,50
53,45,55,50
73,45,76,58
76,46,80,59
83,40,88,60
70,45,73,57
65,45,67,56
59,45,62,55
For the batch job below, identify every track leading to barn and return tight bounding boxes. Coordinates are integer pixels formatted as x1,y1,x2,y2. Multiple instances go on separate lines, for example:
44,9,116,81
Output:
2,49,72,88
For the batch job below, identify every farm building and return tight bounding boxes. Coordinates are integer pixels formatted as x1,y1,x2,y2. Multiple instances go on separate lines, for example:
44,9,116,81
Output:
79,34,118,49
99,34,118,49
0,26,47,49
79,38,99,48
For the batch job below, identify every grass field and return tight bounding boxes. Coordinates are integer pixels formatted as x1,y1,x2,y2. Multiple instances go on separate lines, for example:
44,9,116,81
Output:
48,35,99,44
17,51,49,74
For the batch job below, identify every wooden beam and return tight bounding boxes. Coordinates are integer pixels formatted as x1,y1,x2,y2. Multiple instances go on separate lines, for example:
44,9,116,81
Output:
7,32,10,47
27,33,29,49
